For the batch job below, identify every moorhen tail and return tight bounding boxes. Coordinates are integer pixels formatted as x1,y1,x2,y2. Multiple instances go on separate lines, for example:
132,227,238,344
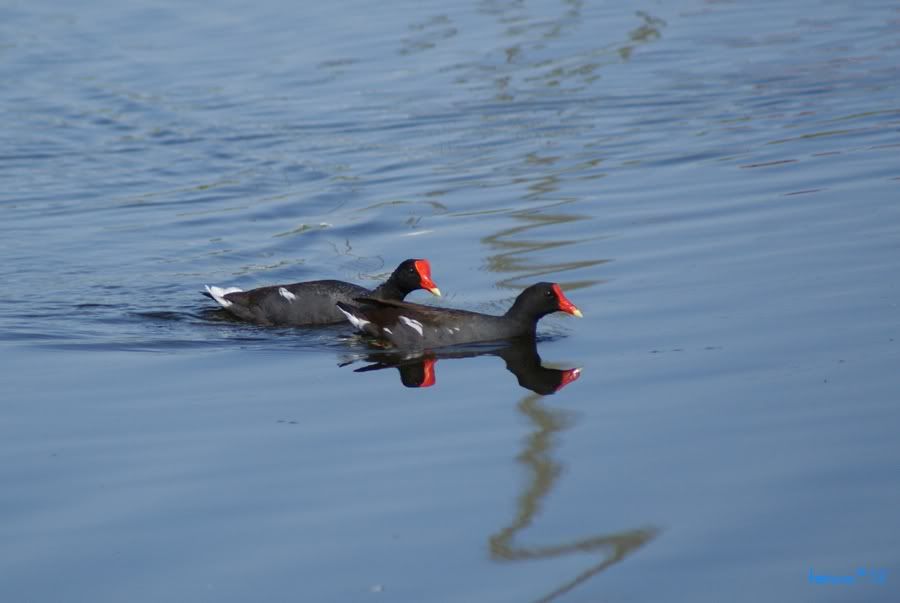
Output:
337,282,582,349
204,258,440,326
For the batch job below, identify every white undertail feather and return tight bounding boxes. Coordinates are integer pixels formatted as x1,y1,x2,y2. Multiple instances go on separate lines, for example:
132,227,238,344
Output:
278,287,296,302
337,306,371,332
205,285,243,308
399,315,424,336
383,328,393,334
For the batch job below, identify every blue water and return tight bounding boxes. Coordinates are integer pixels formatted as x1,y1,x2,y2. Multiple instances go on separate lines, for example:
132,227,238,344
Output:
2,0,899,601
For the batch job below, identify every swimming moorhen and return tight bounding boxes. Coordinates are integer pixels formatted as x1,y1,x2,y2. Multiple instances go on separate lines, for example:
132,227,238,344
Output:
336,282,582,349
204,258,441,326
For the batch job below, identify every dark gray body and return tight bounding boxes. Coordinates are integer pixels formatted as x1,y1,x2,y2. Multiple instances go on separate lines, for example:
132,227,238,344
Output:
350,300,535,350
204,258,438,327
219,280,371,326
338,299,538,350
336,282,578,350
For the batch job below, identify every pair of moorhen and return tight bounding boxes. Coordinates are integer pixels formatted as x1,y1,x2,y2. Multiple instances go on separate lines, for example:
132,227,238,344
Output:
204,259,582,348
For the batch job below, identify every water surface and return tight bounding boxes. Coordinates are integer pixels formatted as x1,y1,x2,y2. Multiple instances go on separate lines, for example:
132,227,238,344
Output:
2,0,899,601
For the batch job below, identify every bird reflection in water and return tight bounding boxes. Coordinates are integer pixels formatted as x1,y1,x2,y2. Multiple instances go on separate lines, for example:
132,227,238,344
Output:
345,336,581,394
346,340,657,600
492,390,659,602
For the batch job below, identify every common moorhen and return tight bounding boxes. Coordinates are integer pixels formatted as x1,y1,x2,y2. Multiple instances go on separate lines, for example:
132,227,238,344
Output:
336,282,582,349
204,259,441,326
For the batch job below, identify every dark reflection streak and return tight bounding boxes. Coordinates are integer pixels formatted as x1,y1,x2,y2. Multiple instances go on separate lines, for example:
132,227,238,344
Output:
490,393,658,602
480,2,665,87
469,5,665,291
481,204,610,288
492,394,566,546
530,543,649,603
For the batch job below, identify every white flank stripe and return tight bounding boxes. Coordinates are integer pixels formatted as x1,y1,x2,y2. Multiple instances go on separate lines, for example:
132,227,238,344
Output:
337,306,370,332
205,285,243,308
383,328,392,334
278,287,296,302
399,316,424,336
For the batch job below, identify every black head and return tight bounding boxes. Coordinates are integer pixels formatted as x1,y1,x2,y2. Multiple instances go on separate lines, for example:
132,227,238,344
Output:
507,282,583,321
387,259,441,297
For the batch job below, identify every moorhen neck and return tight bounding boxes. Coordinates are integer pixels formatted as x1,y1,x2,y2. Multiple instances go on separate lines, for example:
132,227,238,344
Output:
336,282,582,349
204,258,440,326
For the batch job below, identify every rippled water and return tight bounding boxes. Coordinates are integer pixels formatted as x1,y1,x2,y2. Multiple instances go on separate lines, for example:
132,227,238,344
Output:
2,0,899,601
